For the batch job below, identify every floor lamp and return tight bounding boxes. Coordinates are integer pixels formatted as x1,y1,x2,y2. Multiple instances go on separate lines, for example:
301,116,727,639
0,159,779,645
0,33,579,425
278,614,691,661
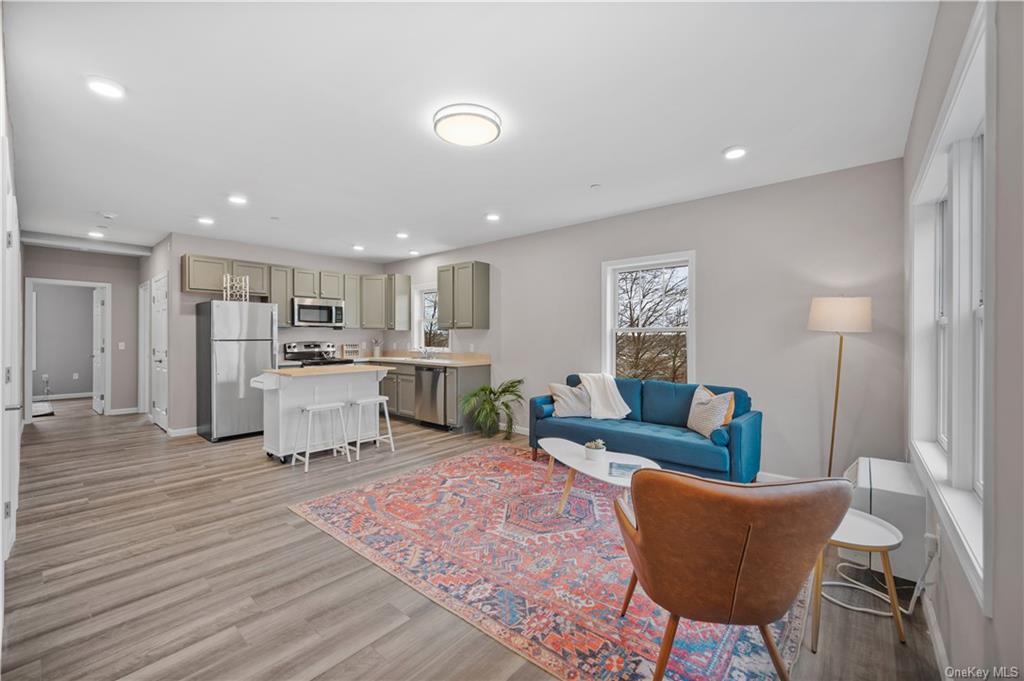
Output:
808,296,872,476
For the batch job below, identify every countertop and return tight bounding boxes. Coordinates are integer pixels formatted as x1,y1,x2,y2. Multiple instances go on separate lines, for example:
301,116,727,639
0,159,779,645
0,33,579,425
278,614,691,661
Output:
264,365,396,377
353,357,491,368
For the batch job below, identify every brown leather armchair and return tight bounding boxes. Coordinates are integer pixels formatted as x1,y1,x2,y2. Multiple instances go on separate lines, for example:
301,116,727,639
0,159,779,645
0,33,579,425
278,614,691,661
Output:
615,469,852,681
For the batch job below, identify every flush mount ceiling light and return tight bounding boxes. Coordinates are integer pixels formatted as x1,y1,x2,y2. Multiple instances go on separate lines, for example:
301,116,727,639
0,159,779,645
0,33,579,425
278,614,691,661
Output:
97,211,118,220
86,77,125,99
197,216,215,226
353,245,365,251
395,232,409,239
88,230,105,239
227,194,248,206
433,103,501,146
409,250,420,256
485,213,500,223
723,146,747,160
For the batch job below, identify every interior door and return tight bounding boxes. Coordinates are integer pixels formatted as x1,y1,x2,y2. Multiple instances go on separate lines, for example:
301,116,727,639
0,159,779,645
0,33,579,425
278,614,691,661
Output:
151,273,169,430
91,288,106,414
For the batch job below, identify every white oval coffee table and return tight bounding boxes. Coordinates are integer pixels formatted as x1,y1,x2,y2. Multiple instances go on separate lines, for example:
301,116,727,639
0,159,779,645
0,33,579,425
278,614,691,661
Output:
538,437,661,513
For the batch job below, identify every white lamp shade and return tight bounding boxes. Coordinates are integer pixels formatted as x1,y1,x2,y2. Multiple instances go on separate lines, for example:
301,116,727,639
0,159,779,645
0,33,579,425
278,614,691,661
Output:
808,296,872,333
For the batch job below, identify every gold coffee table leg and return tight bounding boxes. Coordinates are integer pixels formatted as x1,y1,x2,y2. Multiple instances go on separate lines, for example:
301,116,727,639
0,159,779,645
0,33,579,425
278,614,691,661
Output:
545,455,555,483
556,469,576,514
880,550,906,643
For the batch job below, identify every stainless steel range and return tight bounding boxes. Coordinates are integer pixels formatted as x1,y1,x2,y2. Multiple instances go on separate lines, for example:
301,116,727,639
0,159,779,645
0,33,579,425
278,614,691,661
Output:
282,342,355,367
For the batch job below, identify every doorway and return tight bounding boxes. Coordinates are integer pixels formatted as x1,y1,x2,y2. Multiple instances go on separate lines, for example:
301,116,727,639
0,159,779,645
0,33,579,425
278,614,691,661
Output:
23,278,112,424
149,273,169,431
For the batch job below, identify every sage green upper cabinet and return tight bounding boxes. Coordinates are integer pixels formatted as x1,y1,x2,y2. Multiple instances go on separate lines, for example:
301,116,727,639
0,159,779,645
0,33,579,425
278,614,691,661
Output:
183,255,231,293
360,274,386,329
293,268,320,299
269,266,292,326
437,265,454,330
343,274,361,329
319,271,343,300
384,274,411,331
231,260,270,295
441,261,489,329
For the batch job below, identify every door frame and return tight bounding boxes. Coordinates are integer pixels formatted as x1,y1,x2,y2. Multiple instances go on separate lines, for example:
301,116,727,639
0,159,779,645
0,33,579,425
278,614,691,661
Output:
149,272,169,431
138,280,150,421
23,277,113,424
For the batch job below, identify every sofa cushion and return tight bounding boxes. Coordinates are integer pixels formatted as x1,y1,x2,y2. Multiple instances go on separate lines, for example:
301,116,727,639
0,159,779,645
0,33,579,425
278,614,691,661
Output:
566,374,642,421
533,417,729,473
641,380,751,424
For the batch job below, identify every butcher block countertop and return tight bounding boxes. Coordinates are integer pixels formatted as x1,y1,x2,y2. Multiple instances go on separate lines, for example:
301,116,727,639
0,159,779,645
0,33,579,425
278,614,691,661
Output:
354,357,491,368
264,365,396,377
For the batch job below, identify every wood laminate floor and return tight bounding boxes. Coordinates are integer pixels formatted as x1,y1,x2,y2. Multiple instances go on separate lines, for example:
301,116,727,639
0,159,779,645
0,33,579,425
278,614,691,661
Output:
2,400,938,680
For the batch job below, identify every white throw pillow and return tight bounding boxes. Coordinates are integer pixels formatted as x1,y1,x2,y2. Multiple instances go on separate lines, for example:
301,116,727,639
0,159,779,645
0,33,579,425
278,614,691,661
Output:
687,385,735,439
548,383,592,418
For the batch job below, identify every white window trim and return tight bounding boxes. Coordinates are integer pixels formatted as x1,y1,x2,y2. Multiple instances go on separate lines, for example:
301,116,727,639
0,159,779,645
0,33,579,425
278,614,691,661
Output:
600,250,696,381
905,1,992,616
411,281,449,351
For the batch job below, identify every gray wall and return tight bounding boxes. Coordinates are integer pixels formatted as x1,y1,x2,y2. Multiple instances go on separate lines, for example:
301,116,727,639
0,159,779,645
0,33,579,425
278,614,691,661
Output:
22,246,140,411
30,284,92,398
384,159,906,479
903,1,1023,668
140,233,386,431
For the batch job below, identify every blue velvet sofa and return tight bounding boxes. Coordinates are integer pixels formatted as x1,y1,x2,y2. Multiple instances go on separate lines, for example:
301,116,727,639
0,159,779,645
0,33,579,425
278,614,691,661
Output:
529,375,762,483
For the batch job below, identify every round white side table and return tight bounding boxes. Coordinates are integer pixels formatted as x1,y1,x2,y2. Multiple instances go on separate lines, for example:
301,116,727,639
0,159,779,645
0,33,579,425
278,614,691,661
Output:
811,508,906,653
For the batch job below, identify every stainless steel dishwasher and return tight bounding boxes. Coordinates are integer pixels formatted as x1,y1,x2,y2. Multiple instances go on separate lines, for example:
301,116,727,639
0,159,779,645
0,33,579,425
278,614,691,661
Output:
415,366,446,425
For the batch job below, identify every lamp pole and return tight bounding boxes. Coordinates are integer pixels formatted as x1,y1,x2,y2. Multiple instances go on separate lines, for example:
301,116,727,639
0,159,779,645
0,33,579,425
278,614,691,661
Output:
826,333,845,477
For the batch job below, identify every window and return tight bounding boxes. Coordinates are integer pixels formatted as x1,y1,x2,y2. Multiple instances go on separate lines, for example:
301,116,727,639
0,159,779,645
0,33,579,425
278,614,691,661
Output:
935,199,951,450
420,289,448,350
602,253,693,383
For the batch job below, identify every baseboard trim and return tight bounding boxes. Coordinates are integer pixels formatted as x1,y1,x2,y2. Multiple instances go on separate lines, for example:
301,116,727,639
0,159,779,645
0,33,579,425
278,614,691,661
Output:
922,593,949,672
755,471,797,483
106,407,139,416
166,426,198,438
32,392,91,401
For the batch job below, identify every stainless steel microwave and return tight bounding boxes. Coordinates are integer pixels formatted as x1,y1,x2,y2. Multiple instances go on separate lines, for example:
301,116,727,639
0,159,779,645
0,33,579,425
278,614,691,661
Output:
292,298,345,327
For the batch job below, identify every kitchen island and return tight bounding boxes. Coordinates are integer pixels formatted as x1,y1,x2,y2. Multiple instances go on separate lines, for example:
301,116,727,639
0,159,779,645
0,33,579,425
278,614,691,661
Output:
251,364,394,462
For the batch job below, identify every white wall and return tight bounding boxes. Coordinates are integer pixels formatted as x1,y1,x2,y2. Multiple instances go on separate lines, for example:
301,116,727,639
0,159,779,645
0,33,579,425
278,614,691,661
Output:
140,233,386,431
385,159,905,478
30,284,92,397
904,1,1023,668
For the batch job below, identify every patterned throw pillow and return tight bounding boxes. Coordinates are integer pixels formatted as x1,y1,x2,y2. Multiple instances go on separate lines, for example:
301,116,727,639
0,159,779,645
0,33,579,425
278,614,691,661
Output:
548,383,591,418
687,385,736,439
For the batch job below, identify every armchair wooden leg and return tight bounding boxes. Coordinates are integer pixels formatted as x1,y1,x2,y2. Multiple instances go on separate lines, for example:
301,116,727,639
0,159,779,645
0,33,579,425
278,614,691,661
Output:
758,624,790,681
620,572,638,617
811,547,824,653
531,447,539,461
652,613,680,681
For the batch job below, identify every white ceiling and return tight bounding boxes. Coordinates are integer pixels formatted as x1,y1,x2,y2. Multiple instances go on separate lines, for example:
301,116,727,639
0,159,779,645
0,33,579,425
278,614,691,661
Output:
5,2,936,263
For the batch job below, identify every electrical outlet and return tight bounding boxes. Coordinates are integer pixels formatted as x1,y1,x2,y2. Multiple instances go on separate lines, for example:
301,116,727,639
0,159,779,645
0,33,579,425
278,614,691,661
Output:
118,341,126,350
41,373,48,381
72,373,79,380
469,343,475,352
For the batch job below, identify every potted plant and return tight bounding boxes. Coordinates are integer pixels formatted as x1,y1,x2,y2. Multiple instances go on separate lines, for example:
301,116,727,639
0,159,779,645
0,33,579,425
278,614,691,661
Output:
460,378,525,439
584,438,606,461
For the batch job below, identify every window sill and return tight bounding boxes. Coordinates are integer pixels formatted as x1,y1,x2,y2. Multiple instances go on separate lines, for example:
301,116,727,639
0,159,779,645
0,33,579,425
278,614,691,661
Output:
910,440,987,611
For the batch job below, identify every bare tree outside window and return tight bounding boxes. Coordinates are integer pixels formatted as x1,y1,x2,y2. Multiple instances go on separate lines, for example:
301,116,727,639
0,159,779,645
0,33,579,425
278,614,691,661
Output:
614,265,688,382
422,290,449,349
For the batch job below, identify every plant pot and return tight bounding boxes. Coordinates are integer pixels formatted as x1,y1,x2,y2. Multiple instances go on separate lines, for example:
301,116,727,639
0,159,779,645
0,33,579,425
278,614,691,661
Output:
584,446,606,462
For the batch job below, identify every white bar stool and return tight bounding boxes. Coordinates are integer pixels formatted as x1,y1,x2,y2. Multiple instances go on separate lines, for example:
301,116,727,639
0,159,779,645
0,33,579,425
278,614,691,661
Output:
353,395,395,459
291,402,351,473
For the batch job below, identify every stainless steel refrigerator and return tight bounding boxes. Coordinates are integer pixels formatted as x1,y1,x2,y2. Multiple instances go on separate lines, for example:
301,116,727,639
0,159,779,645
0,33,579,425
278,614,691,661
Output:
196,301,277,442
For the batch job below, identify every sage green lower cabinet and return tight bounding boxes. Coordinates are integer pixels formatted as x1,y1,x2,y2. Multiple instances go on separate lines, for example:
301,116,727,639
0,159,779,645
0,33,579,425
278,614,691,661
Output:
360,275,386,329
183,254,231,293
397,372,416,418
293,268,320,299
343,274,360,328
231,260,270,295
445,365,492,430
380,373,398,406
319,271,343,300
269,266,293,326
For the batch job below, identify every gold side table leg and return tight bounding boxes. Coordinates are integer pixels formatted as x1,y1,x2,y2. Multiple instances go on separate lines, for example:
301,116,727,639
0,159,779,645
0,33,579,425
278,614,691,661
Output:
811,547,824,653
880,550,906,643
556,469,576,514
545,454,555,483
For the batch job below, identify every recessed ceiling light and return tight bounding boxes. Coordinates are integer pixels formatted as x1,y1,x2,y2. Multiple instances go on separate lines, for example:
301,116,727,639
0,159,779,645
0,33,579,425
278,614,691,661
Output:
589,184,602,190
433,103,501,146
395,232,409,239
87,231,105,239
197,217,215,226
723,146,747,160
97,211,118,220
353,245,365,251
227,194,248,206
86,77,125,100
409,250,420,256
485,213,501,223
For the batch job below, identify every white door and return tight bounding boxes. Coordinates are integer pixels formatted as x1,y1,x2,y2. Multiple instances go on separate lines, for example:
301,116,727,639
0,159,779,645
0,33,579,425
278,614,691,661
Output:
150,274,169,431
138,281,150,418
91,287,106,414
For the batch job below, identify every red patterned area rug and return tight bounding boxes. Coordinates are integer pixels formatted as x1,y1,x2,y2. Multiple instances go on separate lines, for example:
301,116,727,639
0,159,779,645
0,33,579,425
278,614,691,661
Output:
290,445,807,680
